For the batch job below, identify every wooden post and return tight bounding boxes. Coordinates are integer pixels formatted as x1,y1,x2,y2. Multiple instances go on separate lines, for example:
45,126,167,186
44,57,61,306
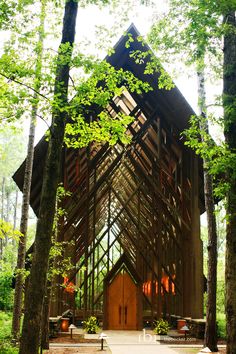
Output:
83,146,90,319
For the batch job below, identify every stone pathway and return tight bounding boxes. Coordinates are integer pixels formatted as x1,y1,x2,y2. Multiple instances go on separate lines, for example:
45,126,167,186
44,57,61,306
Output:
103,330,178,354
49,330,179,353
49,330,226,354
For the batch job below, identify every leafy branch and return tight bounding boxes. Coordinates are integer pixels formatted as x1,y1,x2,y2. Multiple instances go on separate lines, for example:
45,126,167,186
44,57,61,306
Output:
0,72,49,101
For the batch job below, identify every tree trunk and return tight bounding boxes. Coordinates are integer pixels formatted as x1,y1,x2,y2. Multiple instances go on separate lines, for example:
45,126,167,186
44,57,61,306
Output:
203,168,218,352
1,176,5,220
12,189,18,248
12,0,46,340
0,177,5,261
19,2,78,353
6,190,9,223
40,283,51,350
223,11,236,354
13,189,18,230
5,190,10,245
197,68,218,352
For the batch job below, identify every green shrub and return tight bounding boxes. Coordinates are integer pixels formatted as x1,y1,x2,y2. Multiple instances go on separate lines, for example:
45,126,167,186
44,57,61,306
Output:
0,341,19,354
83,316,99,334
0,311,18,353
0,273,14,311
217,280,225,314
217,313,226,339
0,311,12,341
153,318,170,335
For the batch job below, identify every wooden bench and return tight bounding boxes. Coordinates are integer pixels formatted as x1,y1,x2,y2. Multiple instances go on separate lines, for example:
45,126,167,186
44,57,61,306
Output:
170,315,182,328
49,316,62,337
189,319,206,339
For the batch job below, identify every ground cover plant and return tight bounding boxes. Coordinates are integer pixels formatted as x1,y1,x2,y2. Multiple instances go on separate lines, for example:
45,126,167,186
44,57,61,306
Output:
0,311,18,353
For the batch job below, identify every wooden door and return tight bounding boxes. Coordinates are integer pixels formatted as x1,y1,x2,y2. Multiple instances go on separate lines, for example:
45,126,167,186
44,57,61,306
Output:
107,269,137,329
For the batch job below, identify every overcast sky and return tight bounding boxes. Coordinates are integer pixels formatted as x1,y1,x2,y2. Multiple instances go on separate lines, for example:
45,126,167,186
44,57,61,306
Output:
1,1,222,144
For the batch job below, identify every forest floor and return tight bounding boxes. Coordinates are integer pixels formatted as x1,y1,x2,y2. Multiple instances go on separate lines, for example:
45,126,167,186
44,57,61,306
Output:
45,334,110,353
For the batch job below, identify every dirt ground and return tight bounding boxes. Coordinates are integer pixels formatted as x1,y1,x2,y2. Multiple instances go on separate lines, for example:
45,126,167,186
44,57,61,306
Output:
44,348,111,354
44,334,111,353
172,349,226,354
50,334,99,344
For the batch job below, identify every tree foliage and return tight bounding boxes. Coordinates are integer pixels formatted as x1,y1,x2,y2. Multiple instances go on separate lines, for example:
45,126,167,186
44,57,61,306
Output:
16,0,156,351
148,1,235,352
149,0,228,63
0,219,21,311
2,0,235,351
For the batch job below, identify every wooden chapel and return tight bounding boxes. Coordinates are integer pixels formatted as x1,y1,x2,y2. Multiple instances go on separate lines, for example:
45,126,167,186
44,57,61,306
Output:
13,24,204,330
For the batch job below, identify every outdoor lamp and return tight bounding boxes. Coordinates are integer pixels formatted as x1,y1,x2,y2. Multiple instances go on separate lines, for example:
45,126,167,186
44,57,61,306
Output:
180,325,189,340
69,324,77,339
98,332,108,351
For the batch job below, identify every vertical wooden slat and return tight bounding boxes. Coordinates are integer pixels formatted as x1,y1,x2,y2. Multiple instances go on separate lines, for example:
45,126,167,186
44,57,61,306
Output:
83,146,90,319
91,166,96,313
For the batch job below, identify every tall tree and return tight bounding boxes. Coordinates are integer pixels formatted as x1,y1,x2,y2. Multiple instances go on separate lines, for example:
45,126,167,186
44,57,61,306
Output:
19,1,78,352
0,127,26,262
0,177,5,260
223,10,236,354
148,1,220,349
13,189,18,230
149,2,236,352
197,65,218,351
11,0,46,340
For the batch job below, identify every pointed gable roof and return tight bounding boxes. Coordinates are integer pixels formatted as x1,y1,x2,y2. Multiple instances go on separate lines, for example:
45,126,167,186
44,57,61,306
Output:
13,24,204,215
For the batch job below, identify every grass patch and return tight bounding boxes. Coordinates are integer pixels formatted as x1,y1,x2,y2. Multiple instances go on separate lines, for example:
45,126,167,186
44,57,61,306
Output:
0,311,12,338
217,313,226,339
0,311,18,354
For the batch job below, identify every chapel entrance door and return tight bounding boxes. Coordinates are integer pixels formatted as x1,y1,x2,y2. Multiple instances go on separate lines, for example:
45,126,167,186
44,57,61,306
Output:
107,269,138,330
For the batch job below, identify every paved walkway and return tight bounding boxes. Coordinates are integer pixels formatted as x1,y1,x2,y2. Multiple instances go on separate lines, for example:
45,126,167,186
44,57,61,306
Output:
49,329,226,354
51,329,227,353
102,330,179,354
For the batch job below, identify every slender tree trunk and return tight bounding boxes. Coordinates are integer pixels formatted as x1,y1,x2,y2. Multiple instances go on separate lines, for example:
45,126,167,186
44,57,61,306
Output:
0,234,2,262
1,176,5,220
12,0,46,341
0,177,5,260
0,177,4,261
5,190,10,245
6,190,9,223
197,67,218,352
203,168,218,352
13,189,18,230
223,11,236,354
19,2,78,353
40,283,51,350
12,189,18,248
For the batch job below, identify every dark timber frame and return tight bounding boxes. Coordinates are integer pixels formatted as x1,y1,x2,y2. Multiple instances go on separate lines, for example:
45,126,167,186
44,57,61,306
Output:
13,24,204,328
